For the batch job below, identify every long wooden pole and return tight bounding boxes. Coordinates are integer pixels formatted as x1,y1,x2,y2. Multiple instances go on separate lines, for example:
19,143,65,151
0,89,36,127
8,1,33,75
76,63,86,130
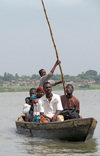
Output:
41,0,66,95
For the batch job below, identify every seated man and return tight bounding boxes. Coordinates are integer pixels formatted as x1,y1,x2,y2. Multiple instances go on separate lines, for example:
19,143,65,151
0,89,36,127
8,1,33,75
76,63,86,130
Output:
39,60,63,87
60,84,80,119
38,82,64,122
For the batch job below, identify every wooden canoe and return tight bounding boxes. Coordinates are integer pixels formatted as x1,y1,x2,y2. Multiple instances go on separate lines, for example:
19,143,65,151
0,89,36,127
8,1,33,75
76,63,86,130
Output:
15,116,97,141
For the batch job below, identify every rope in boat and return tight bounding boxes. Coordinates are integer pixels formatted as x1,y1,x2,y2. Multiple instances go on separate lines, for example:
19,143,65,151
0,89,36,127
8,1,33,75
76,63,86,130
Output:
41,0,66,95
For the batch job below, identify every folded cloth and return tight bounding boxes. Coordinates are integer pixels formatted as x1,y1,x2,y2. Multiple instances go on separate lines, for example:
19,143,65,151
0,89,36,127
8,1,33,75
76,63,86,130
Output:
33,115,40,122
40,115,49,123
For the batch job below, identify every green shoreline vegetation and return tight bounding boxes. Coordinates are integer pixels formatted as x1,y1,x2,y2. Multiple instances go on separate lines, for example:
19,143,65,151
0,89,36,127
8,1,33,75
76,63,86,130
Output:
0,86,33,92
0,70,100,92
0,84,100,92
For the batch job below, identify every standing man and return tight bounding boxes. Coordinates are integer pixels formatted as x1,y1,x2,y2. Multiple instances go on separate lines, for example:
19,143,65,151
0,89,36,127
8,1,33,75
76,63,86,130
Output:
61,84,80,114
38,82,64,122
39,60,62,87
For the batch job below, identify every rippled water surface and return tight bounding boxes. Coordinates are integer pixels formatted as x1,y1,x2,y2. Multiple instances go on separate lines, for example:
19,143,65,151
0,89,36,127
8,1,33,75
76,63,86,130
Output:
0,90,100,156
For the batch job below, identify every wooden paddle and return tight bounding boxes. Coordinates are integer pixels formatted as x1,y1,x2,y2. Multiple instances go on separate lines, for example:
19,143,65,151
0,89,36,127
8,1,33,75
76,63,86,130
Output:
41,0,66,95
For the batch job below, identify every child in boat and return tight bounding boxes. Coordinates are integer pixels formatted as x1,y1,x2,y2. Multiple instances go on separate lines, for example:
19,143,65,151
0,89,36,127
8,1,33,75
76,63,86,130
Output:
23,88,37,121
28,86,44,122
22,97,31,121
37,86,45,98
28,94,40,122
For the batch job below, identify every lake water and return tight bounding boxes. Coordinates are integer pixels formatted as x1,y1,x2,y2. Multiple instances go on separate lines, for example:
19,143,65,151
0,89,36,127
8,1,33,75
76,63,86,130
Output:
0,90,100,156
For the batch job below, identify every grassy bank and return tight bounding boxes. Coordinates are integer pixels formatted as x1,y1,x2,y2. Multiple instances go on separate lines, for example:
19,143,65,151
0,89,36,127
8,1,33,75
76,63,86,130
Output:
76,84,100,90
0,86,64,92
0,84,100,92
0,86,35,92
88,84,100,89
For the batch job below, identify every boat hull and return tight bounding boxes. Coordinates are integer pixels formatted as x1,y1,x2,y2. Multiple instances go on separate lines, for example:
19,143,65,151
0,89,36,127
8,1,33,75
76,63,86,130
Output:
16,117,97,141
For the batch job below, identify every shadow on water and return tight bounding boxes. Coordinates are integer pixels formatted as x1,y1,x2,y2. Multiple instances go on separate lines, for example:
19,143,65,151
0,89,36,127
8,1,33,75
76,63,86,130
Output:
21,137,98,156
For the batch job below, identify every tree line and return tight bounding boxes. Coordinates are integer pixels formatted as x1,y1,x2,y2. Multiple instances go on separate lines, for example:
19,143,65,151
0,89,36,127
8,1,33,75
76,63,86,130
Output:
0,70,100,85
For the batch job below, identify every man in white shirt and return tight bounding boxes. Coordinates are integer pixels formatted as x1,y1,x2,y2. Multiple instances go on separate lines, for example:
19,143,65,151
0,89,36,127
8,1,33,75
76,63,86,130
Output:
38,82,64,122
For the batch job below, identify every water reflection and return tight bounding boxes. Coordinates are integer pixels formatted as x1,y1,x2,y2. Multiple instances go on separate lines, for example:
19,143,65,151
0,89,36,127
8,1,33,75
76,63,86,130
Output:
22,137,98,156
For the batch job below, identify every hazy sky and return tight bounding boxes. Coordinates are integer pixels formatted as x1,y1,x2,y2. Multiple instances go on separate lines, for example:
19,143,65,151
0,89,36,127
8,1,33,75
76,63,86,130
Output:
0,0,100,76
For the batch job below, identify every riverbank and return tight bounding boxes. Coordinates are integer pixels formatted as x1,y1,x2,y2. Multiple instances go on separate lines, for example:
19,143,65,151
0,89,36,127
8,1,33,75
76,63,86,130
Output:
0,84,100,92
0,86,33,92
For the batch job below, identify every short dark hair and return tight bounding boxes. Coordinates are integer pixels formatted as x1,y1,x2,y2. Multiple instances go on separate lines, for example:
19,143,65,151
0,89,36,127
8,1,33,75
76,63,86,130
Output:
66,84,74,90
30,88,37,93
25,97,30,103
39,69,44,76
43,81,51,89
